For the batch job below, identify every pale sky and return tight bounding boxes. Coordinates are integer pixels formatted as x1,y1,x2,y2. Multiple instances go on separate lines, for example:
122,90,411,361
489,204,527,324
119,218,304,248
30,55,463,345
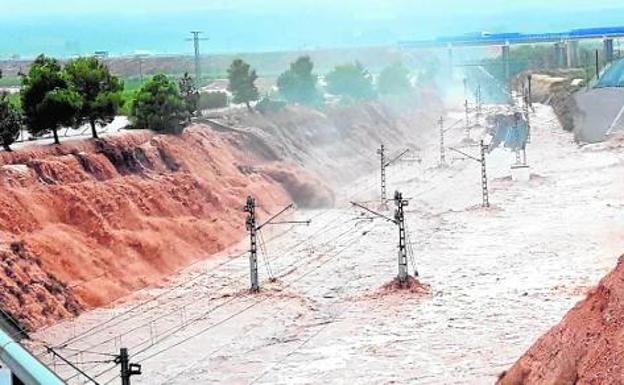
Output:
2,1,624,57
4,0,624,15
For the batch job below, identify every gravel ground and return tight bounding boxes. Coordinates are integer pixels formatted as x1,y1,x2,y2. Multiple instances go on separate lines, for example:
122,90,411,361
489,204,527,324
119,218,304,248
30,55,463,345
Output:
32,102,624,385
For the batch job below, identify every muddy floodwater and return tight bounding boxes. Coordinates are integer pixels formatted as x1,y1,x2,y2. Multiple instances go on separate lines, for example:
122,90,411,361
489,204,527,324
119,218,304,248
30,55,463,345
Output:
33,104,624,384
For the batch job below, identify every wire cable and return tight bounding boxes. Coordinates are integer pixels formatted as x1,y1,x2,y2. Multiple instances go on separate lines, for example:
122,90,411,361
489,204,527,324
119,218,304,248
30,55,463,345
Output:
61,212,357,379
154,223,375,384
131,223,371,366
45,160,392,382
258,230,275,280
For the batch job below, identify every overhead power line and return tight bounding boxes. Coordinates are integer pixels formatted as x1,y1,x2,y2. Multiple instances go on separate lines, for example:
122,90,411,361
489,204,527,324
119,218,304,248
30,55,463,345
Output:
129,224,372,367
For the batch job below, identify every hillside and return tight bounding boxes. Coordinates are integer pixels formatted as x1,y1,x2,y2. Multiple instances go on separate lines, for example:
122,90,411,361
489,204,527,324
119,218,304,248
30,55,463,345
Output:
497,254,624,385
0,98,441,332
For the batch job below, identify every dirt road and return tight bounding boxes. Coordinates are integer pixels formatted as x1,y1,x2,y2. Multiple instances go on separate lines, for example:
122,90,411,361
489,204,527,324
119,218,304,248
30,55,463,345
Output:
32,103,624,385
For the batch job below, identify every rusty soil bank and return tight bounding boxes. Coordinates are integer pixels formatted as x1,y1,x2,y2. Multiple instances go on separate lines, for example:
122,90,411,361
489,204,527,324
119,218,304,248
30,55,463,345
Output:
0,97,441,332
32,102,624,384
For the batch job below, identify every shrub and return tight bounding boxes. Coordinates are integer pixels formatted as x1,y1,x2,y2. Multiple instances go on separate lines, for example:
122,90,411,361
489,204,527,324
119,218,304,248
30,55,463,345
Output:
198,91,228,110
256,97,287,114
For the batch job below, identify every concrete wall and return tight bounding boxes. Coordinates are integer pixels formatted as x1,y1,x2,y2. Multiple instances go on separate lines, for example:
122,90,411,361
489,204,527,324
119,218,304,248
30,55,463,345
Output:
573,87,624,142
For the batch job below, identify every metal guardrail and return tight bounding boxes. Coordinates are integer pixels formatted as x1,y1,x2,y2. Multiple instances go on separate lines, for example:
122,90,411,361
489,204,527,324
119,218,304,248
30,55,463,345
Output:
0,328,66,385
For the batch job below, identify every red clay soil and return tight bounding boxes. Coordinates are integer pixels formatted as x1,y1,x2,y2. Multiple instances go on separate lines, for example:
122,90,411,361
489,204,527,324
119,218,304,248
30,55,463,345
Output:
497,255,624,385
359,276,430,300
0,126,332,331
0,99,442,332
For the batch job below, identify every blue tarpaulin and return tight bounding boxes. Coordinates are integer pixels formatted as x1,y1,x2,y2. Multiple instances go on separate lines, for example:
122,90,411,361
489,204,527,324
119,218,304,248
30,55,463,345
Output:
490,113,529,150
596,58,624,88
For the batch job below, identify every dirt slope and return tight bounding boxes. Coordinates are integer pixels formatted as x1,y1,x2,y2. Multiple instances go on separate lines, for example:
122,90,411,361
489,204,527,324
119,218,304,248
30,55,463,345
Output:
34,102,624,385
497,254,624,385
496,133,624,385
0,98,441,332
211,94,441,185
0,127,330,331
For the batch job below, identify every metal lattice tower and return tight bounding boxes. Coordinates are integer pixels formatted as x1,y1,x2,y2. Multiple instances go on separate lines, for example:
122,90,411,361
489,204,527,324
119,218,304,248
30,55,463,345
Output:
244,196,259,292
187,31,208,84
438,116,446,166
447,142,491,208
480,140,490,208
525,87,532,143
243,197,308,292
394,191,409,284
464,99,471,140
475,85,482,120
527,74,533,109
377,144,387,203
351,193,414,285
134,55,145,84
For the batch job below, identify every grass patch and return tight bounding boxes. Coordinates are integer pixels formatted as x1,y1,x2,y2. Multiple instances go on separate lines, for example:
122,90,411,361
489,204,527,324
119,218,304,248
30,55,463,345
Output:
0,76,21,87
119,89,136,116
6,93,21,108
117,76,144,116
0,73,210,116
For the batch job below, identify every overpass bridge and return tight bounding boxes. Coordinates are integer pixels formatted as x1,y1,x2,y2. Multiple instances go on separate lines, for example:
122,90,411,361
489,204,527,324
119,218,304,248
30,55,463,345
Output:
400,26,624,80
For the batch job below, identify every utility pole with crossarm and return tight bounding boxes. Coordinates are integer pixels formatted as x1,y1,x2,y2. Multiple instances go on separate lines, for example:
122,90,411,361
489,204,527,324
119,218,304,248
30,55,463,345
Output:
377,145,410,205
351,190,415,286
447,140,490,208
186,31,209,84
244,197,311,292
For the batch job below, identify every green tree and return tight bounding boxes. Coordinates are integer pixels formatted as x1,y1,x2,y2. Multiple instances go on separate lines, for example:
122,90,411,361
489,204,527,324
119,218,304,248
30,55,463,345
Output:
227,59,259,112
65,56,123,139
178,72,199,119
0,93,22,151
131,74,187,134
21,55,81,145
276,56,322,106
198,91,228,110
325,62,376,101
378,62,412,95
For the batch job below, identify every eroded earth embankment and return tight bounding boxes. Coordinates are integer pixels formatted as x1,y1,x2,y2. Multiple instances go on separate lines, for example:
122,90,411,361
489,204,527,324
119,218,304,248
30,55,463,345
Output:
0,98,441,332
497,254,624,385
496,134,624,385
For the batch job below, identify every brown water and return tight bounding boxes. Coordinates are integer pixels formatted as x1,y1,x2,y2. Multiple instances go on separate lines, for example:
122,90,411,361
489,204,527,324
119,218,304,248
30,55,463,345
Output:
33,103,624,385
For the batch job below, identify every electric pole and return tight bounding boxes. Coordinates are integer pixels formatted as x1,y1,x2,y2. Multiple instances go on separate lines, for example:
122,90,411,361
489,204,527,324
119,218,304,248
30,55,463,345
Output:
377,144,387,204
186,31,209,85
439,116,446,166
377,145,410,205
464,99,471,141
244,196,260,292
596,49,600,80
447,140,490,208
527,74,533,109
480,140,490,208
394,191,409,284
351,191,415,287
439,116,463,167
244,197,310,292
526,108,532,143
475,85,482,119
135,55,145,84
116,348,141,385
